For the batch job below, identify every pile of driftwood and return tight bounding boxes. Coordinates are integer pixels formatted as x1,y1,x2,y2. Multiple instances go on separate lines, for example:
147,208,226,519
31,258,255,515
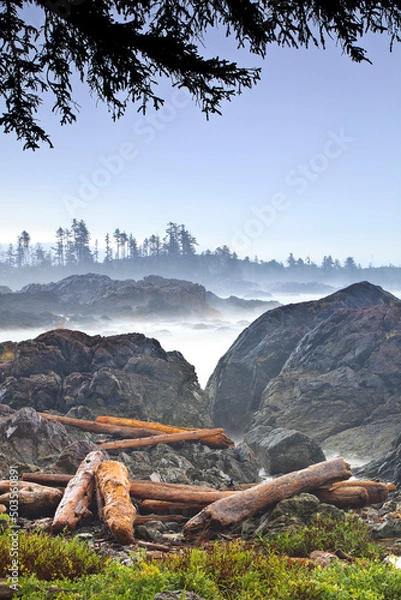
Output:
0,413,396,546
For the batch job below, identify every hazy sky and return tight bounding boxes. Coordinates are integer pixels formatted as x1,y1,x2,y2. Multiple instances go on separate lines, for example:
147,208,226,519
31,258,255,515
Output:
0,26,400,266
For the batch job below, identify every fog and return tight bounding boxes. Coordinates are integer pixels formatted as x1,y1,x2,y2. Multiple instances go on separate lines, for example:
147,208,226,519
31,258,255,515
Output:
0,290,334,387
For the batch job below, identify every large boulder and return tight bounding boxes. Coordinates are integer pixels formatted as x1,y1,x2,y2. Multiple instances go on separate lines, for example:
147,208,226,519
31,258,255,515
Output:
244,427,326,475
207,282,399,439
0,405,75,476
0,329,210,427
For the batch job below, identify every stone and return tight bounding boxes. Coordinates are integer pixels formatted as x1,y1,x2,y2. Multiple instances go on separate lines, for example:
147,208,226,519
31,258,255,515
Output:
244,427,326,475
254,493,345,538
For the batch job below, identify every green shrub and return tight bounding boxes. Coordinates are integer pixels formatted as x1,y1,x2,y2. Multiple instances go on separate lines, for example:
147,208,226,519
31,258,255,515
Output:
0,529,107,580
260,513,386,561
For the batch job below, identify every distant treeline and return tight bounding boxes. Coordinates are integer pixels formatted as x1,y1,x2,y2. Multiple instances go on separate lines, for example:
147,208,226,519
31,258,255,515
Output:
1,220,400,287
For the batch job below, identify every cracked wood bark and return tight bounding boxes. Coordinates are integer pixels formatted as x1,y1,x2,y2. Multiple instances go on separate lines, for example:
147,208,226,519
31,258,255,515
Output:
95,461,136,545
96,415,234,449
98,428,227,451
184,458,353,540
51,450,105,534
38,412,158,438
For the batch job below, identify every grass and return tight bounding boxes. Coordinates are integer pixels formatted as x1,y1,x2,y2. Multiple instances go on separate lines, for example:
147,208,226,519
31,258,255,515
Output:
0,514,399,599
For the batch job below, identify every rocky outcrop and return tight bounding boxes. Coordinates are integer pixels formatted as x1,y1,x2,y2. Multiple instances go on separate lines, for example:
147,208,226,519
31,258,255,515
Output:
0,274,277,329
207,282,398,436
254,302,401,449
0,329,210,427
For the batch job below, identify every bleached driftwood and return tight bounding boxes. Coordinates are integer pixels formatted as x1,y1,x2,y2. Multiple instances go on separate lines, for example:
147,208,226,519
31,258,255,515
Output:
52,450,105,533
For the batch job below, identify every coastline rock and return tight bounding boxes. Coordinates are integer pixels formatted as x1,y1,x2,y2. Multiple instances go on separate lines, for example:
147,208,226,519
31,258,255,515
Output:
207,281,397,436
0,329,210,426
253,302,401,449
0,274,278,330
207,282,401,478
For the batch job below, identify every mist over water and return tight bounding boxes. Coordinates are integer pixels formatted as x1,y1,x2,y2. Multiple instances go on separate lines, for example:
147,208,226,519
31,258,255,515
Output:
1,290,400,388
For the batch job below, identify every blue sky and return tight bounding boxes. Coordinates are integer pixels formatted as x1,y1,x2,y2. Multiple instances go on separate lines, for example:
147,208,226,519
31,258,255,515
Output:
0,27,400,267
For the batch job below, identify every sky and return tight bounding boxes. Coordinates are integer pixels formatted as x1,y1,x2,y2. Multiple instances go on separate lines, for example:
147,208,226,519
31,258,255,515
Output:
0,18,400,267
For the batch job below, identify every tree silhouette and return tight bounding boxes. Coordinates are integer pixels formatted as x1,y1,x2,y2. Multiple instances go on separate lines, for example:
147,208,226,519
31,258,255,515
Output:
1,1,400,148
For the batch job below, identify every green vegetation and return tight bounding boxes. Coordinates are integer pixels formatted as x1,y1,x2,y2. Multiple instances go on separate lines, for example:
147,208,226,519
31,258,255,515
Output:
0,515,399,599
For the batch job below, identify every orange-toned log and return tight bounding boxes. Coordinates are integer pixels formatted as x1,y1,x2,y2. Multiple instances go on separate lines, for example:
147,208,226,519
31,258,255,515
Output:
313,480,396,508
99,428,227,451
96,416,234,449
95,461,136,545
0,480,63,518
38,412,158,439
184,458,353,540
52,450,105,534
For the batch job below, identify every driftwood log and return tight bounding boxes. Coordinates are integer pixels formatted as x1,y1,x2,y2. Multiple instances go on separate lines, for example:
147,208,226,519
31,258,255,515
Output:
95,461,136,545
184,458,353,540
52,450,105,534
313,480,396,508
96,415,234,449
21,471,396,512
37,413,158,439
98,428,228,451
22,473,73,487
0,480,63,518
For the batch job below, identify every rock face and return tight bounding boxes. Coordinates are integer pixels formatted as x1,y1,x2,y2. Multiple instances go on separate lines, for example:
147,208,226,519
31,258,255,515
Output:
0,329,210,427
207,282,398,433
207,282,401,471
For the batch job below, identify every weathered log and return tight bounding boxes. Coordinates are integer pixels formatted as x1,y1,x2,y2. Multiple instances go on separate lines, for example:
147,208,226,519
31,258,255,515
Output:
95,461,136,545
52,450,105,534
183,458,352,540
22,473,74,486
135,514,186,524
96,416,234,448
99,428,227,451
38,413,158,438
138,499,208,516
0,481,63,518
130,480,233,504
313,480,396,508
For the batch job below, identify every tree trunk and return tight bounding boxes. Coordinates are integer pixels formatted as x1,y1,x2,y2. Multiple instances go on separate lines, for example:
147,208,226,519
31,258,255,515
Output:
99,428,228,451
184,458,352,540
313,480,395,508
51,450,105,534
96,415,234,449
38,412,157,438
95,461,136,545
0,481,63,518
